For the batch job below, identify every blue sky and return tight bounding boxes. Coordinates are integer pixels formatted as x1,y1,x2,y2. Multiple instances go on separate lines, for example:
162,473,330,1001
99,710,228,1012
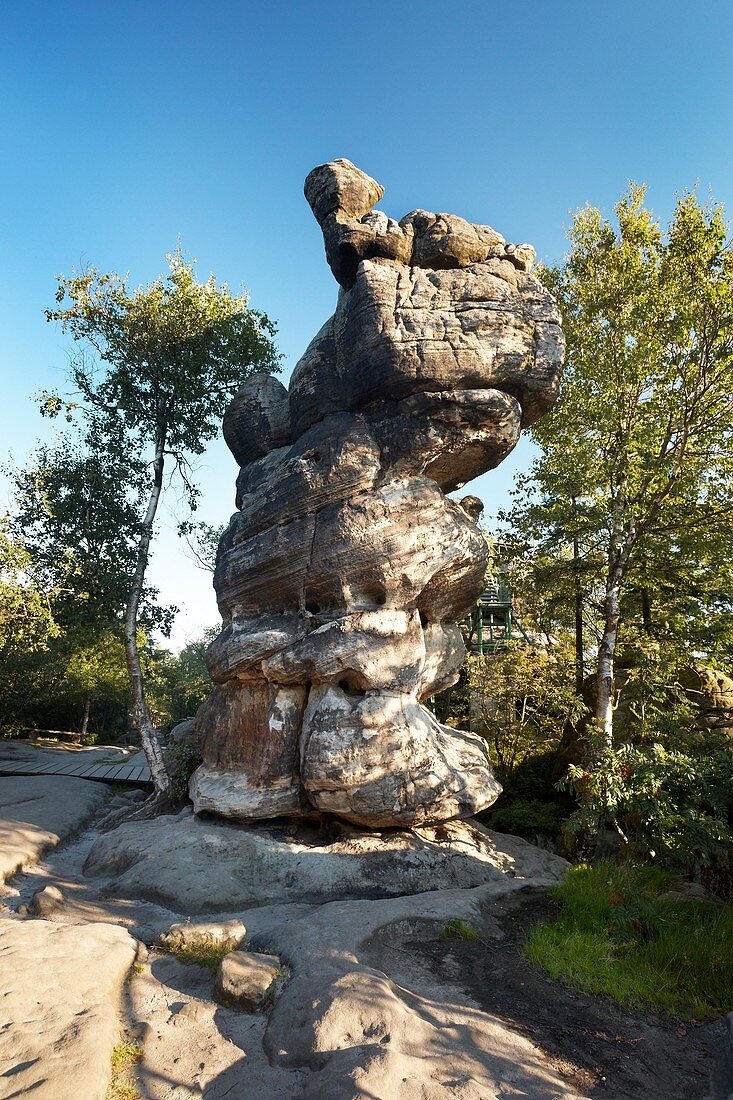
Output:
2,1,732,646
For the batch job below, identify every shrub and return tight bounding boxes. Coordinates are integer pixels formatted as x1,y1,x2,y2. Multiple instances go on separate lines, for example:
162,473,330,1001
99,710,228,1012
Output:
561,735,733,888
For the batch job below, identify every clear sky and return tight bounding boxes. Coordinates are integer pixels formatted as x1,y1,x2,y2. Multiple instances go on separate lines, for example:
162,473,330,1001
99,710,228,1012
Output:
2,1,732,647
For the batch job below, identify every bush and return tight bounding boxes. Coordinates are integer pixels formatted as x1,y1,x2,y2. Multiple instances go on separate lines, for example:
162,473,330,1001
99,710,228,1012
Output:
562,735,733,889
468,642,585,776
480,751,574,841
486,799,569,838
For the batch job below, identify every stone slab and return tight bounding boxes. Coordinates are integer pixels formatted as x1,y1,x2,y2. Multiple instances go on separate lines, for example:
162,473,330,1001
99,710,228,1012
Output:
0,920,137,1100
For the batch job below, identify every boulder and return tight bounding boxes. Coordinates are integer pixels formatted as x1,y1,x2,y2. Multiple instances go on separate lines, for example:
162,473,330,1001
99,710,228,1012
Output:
190,680,307,820
28,883,65,918
301,685,501,827
679,665,733,731
159,918,246,951
222,373,290,465
213,950,282,1011
83,809,567,913
0,774,109,883
169,717,200,751
262,609,425,692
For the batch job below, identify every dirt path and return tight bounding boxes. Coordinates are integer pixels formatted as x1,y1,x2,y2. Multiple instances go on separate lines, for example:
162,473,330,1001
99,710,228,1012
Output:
370,890,731,1100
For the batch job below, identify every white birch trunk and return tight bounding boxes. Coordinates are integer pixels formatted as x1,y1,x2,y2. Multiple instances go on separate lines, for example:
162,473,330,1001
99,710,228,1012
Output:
123,438,172,799
595,559,624,746
594,490,633,748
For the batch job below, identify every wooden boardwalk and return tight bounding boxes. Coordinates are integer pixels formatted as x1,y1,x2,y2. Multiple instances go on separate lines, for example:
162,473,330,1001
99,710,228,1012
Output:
0,752,151,786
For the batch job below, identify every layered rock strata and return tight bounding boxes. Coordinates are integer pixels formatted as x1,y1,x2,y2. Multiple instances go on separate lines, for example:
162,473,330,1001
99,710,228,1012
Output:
190,159,564,828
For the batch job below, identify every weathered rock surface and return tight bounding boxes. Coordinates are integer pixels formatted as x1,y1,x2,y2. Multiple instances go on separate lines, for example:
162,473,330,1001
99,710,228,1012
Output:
189,159,564,828
83,809,568,913
213,950,282,1011
0,919,137,1100
679,664,733,733
301,687,501,826
0,774,108,883
28,882,65,917
159,918,246,951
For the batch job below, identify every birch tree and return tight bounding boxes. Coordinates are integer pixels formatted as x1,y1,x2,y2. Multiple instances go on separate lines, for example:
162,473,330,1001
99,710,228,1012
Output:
46,250,280,804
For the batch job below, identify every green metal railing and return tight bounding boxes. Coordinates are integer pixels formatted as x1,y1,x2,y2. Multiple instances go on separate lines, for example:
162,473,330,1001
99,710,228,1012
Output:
466,583,529,654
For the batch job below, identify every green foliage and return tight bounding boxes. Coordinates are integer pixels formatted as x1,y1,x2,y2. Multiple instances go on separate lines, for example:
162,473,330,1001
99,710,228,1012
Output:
0,516,58,662
45,247,280,487
8,429,152,625
148,629,217,727
486,798,569,839
537,187,733,546
107,1039,142,1100
468,642,586,776
481,751,574,839
40,249,280,789
561,734,733,879
61,630,130,715
177,520,225,573
2,430,174,735
110,1040,143,1073
440,919,478,942
524,862,733,1019
504,185,733,683
499,184,733,851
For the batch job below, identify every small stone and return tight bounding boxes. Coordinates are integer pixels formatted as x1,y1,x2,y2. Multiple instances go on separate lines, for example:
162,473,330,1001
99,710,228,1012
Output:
28,884,64,918
159,919,246,951
660,881,720,903
213,951,282,1012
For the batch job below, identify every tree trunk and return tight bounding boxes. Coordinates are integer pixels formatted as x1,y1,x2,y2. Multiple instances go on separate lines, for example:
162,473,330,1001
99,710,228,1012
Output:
80,697,91,740
123,437,172,799
595,556,624,746
595,488,635,750
571,501,584,694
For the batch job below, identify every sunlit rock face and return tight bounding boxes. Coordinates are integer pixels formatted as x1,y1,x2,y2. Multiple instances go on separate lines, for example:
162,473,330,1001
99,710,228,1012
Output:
190,159,564,828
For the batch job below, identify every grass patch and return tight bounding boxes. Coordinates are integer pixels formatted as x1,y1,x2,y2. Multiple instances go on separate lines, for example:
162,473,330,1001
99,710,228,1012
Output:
108,1084,138,1100
110,1040,142,1074
524,861,733,1020
440,919,479,942
107,1039,142,1099
163,939,234,973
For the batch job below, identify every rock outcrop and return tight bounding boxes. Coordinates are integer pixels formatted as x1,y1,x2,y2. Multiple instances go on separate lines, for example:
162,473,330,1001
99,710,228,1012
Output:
84,811,569,913
190,159,564,828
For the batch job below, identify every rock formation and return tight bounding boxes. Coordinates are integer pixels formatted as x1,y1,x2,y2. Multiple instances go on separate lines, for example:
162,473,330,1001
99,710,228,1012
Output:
189,159,564,828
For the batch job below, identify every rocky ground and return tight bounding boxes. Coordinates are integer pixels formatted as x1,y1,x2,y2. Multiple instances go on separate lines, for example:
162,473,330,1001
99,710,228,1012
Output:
0,745,731,1099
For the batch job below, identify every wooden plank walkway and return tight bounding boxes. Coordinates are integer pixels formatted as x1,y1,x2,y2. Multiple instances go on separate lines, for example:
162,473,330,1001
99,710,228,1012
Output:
0,754,152,786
